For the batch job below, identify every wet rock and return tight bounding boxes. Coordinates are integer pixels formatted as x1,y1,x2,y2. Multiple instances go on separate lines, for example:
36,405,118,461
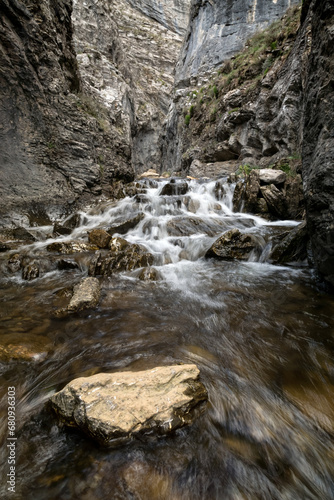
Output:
107,213,145,236
55,277,101,317
232,180,246,212
259,169,286,185
50,364,208,447
57,259,80,271
270,221,308,264
0,242,10,252
47,241,98,254
89,238,154,276
205,229,261,261
243,170,261,213
160,182,188,196
88,229,111,249
261,184,288,219
138,267,159,281
284,175,305,220
7,254,22,273
166,216,227,237
0,343,47,363
53,214,82,236
22,262,39,281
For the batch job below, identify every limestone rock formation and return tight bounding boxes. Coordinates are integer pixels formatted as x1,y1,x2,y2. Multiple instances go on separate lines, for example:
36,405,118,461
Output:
270,221,308,264
50,364,208,446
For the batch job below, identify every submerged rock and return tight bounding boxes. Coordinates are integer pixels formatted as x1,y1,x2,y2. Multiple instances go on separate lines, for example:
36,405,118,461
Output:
270,221,308,264
55,277,101,316
89,237,154,276
205,229,261,261
50,364,208,447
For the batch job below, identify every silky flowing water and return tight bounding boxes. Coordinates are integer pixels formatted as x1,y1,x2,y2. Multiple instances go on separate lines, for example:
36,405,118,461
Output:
0,178,334,500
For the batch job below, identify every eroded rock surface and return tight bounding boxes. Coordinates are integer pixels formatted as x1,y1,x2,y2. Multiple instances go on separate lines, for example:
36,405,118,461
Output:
50,364,208,446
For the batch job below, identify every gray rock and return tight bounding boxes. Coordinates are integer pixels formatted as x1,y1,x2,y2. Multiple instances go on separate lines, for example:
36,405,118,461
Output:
107,213,145,236
261,184,288,219
259,169,286,185
270,221,308,264
205,229,261,261
50,364,208,446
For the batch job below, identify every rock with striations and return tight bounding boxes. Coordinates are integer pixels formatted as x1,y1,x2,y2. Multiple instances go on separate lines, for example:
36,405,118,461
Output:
50,364,208,447
261,184,288,219
205,228,261,261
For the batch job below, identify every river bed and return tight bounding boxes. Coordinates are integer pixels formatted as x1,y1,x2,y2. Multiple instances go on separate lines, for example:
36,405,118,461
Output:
0,178,334,499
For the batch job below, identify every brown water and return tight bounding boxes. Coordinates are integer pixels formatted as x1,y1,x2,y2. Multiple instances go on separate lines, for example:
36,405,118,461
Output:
0,179,334,500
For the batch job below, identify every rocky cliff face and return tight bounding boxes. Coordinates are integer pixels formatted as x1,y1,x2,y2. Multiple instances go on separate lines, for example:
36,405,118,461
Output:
72,0,189,175
176,0,300,87
161,3,306,175
0,0,190,226
302,0,334,287
0,0,137,227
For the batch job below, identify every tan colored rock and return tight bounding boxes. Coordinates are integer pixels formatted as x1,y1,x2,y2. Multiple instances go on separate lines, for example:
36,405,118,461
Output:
139,169,160,178
205,228,262,261
55,277,101,316
47,241,98,254
88,229,111,248
50,364,208,446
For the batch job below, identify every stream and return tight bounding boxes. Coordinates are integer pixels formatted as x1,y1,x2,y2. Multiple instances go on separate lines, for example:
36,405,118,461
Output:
0,177,334,499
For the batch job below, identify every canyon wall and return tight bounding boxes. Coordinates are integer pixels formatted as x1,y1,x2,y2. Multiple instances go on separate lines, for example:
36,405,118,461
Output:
302,0,334,287
0,0,190,225
176,0,300,87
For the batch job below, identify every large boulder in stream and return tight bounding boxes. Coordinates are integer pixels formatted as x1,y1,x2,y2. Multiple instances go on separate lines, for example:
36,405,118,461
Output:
205,229,261,261
89,237,154,276
88,229,111,249
50,364,208,447
55,277,101,317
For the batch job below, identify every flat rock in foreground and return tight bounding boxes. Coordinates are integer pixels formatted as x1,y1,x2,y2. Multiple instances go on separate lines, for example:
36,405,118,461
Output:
50,364,208,447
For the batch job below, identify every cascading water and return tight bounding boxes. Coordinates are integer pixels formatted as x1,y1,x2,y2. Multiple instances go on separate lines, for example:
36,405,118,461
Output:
0,177,333,500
